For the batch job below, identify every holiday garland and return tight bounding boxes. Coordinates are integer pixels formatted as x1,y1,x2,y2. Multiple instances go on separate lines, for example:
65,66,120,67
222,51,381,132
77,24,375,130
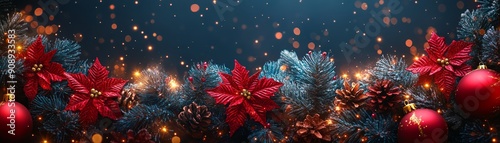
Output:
0,1,500,142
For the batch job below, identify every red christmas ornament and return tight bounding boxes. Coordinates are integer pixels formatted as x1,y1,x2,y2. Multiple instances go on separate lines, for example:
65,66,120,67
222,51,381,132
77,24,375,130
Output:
398,109,448,143
206,60,283,136
65,58,127,126
0,102,33,143
321,52,327,59
455,69,500,118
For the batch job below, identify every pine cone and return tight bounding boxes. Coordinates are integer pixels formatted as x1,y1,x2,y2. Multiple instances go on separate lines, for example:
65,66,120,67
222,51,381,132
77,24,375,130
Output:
295,114,332,142
366,80,402,112
178,102,212,138
334,80,367,109
118,88,139,112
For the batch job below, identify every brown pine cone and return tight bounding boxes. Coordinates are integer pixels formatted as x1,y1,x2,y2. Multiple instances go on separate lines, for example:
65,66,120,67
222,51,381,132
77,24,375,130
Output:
366,80,402,112
178,102,212,138
119,88,139,112
334,80,367,109
295,114,332,142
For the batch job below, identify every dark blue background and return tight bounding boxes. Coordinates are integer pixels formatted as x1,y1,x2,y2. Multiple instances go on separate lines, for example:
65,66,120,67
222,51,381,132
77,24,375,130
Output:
15,0,476,79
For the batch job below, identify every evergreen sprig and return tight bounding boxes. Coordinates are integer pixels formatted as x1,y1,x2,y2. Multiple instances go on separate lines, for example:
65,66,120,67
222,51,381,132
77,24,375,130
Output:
31,95,81,142
369,55,417,88
331,109,397,143
481,27,500,70
277,50,339,120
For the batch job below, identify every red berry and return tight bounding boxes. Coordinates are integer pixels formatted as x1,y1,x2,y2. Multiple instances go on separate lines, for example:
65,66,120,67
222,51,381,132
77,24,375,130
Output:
188,77,193,82
321,52,327,58
203,62,208,70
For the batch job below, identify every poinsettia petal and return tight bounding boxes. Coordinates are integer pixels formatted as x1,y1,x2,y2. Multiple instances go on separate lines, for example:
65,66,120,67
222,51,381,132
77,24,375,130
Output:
426,33,448,61
229,97,244,107
37,72,52,90
26,36,45,61
248,98,277,126
106,99,123,119
79,101,99,126
40,50,57,65
447,40,473,66
88,58,109,85
24,78,39,100
435,69,455,100
93,98,119,120
250,77,283,101
243,101,267,127
65,72,91,94
220,72,239,90
247,70,261,91
454,64,472,77
444,65,454,73
226,105,247,136
99,78,128,98
206,84,240,105
407,56,436,75
65,93,90,111
44,62,66,81
250,97,279,110
429,65,442,76
232,60,249,89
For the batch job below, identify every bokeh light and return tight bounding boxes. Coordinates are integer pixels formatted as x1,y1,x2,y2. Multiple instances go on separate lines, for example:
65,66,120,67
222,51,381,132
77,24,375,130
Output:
111,23,117,29
457,1,464,9
275,32,283,40
74,33,83,42
292,41,299,48
293,27,301,36
34,8,43,16
125,35,132,42
190,4,200,13
405,39,413,47
24,15,33,22
308,42,315,50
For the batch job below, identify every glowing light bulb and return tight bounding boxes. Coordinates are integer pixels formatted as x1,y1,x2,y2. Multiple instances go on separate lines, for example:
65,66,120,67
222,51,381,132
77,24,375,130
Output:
162,126,168,132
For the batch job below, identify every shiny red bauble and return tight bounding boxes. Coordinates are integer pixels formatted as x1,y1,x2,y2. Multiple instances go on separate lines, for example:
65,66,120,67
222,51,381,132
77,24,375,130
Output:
398,109,448,143
0,101,33,142
455,69,500,118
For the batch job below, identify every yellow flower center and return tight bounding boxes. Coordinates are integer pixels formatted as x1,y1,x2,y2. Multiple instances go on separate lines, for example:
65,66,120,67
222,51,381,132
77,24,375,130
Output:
437,58,449,67
90,88,102,98
31,64,44,72
240,89,251,99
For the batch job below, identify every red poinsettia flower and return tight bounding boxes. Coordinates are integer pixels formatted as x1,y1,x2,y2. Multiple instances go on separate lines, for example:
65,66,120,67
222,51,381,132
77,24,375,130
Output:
65,58,127,126
407,33,473,100
23,36,66,101
206,60,283,136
